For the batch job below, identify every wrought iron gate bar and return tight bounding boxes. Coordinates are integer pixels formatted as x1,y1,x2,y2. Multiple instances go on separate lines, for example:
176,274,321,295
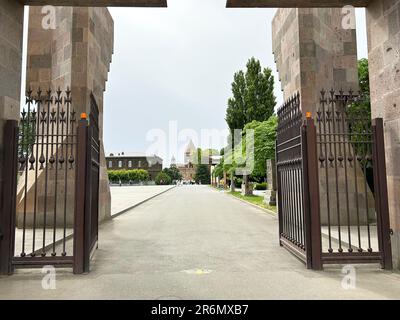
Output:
12,256,74,266
276,90,392,270
14,88,76,264
276,93,309,263
321,252,382,265
1,89,100,275
317,89,375,256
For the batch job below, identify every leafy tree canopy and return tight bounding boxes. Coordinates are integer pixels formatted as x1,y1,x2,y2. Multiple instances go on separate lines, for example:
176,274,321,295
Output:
195,164,211,184
194,148,219,165
155,172,172,185
348,58,372,155
163,166,182,181
219,115,278,181
244,115,278,179
226,57,276,134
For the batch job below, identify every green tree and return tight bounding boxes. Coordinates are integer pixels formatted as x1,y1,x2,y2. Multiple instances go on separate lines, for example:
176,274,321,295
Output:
155,172,172,185
195,148,218,165
244,116,278,180
220,115,278,182
348,58,371,119
226,71,247,133
226,58,276,134
163,167,182,181
196,148,202,164
358,58,370,95
212,162,224,179
348,58,372,155
19,111,36,158
194,164,211,184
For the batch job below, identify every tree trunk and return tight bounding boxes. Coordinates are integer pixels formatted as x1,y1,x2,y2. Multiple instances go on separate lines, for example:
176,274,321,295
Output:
241,174,253,196
230,173,235,192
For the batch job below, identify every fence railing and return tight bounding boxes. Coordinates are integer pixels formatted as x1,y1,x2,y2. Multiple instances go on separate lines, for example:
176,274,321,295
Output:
276,90,392,270
0,88,100,275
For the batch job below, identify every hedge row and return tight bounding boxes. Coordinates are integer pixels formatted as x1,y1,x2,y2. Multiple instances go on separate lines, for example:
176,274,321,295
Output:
254,182,267,190
108,169,150,183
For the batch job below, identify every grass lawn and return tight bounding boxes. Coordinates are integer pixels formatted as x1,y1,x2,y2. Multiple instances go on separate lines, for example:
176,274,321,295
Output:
229,191,277,214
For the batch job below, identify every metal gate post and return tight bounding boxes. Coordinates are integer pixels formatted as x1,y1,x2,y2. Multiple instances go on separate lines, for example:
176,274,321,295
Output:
83,116,93,273
372,118,393,270
0,120,18,275
73,117,89,274
302,116,322,270
276,140,283,246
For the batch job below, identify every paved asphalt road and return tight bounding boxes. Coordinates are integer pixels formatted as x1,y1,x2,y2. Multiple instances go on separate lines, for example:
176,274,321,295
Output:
1,185,400,299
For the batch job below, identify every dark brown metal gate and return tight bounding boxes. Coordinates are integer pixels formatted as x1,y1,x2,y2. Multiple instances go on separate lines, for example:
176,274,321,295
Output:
0,89,100,275
74,94,100,274
276,90,392,270
276,93,321,269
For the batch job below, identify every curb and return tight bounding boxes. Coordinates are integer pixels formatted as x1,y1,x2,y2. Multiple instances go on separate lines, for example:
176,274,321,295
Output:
223,191,277,217
111,185,176,219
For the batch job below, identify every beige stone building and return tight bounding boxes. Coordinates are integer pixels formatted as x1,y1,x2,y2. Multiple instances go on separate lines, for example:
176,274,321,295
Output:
173,140,197,181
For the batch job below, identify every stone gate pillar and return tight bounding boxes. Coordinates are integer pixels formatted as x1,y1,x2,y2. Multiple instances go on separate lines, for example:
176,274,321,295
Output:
272,7,359,111
366,0,400,268
0,0,24,206
272,8,376,228
25,6,113,224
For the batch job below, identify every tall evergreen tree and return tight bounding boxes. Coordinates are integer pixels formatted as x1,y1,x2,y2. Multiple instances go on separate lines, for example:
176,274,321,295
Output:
225,58,276,133
226,71,247,132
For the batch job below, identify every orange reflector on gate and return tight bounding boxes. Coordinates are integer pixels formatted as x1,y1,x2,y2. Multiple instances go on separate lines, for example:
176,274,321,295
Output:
80,113,87,119
306,112,312,118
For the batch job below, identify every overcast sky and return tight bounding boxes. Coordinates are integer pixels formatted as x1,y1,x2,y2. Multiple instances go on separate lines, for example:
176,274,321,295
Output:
21,2,368,167
103,1,368,166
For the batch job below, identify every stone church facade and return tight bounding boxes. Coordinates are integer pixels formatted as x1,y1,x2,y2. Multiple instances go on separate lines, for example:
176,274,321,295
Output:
172,140,197,182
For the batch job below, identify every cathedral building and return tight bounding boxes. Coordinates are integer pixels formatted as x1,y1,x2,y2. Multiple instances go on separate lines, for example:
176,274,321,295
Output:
173,140,197,182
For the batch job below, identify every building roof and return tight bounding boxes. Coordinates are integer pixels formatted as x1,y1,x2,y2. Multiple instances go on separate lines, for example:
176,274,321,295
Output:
107,152,163,162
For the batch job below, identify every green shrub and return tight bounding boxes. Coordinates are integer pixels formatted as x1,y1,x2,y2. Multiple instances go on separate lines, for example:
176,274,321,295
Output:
138,169,150,182
254,182,267,190
108,169,150,184
163,167,182,181
194,164,211,184
127,169,149,182
155,172,172,185
234,177,242,188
